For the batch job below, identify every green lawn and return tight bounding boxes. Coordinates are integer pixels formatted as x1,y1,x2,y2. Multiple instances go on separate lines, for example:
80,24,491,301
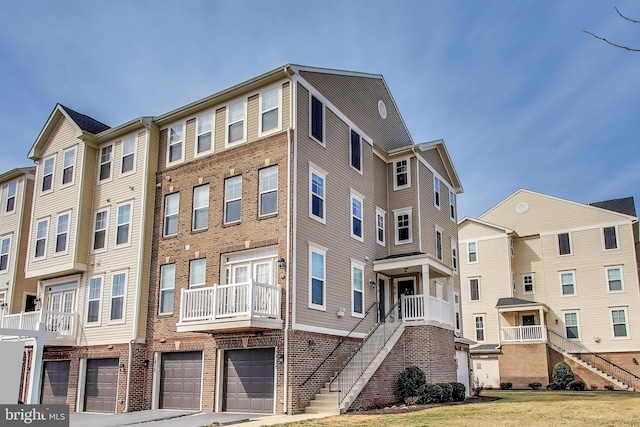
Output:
272,391,640,426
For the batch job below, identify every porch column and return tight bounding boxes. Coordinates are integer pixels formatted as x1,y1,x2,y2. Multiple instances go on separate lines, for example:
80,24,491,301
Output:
497,310,503,343
539,308,547,341
447,276,455,327
27,323,46,404
421,264,430,321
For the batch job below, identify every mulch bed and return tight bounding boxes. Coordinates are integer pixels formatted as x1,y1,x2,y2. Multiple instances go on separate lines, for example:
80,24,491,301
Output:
346,396,499,415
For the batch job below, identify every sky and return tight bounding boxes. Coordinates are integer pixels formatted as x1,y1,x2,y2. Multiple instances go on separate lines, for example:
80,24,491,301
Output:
0,0,638,219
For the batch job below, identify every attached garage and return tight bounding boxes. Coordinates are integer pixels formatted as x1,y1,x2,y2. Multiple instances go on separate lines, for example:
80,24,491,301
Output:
160,351,203,410
223,348,275,413
41,360,70,405
84,358,119,413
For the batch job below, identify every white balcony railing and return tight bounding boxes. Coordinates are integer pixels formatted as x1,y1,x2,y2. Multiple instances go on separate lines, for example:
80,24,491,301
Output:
501,325,546,342
0,310,77,338
179,281,281,324
401,294,452,326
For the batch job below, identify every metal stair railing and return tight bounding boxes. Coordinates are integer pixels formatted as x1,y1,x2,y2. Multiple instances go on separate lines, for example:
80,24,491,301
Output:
329,298,404,404
548,329,640,390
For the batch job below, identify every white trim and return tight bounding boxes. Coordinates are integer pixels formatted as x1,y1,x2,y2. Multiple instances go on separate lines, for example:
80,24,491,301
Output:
451,238,458,274
433,175,441,209
53,211,71,256
556,232,573,256
308,242,327,311
393,207,413,245
189,258,207,288
469,277,481,302
308,163,327,224
605,265,624,293
563,310,581,340
3,180,18,215
522,272,535,295
449,190,456,222
467,241,478,264
474,313,486,342
194,111,215,158
91,208,109,254
392,156,411,191
97,144,114,184
350,190,364,242
539,220,632,237
40,154,56,195
192,184,209,231
223,175,242,224
292,321,367,339
258,165,278,217
108,270,127,324
308,92,326,146
610,307,630,339
559,270,577,297
435,225,443,260
258,84,282,138
376,207,386,247
158,263,176,315
166,122,186,166
60,146,77,188
163,192,179,237
85,274,104,326
349,129,363,174
602,225,620,251
114,200,133,248
351,259,365,318
225,98,247,147
0,234,12,273
34,217,50,259
119,133,138,176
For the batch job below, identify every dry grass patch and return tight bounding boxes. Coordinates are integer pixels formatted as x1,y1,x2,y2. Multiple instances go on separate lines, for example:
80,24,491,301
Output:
270,391,640,427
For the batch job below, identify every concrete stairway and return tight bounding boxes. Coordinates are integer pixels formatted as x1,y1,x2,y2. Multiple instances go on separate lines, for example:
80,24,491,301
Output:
558,349,630,390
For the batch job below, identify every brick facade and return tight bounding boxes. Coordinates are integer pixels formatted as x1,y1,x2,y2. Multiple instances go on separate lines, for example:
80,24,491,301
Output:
499,343,549,389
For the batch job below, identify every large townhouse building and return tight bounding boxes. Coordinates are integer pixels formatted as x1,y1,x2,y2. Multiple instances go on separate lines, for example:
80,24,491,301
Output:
2,64,468,415
459,189,640,390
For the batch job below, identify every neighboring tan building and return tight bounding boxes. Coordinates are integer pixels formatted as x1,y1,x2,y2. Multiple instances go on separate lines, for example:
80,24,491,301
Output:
459,189,640,390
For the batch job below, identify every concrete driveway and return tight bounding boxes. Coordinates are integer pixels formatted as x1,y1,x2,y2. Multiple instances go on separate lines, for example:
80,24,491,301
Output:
70,410,257,427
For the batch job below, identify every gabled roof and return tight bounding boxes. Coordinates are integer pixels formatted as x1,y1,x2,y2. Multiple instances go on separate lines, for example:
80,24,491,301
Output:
59,105,110,134
0,166,35,183
496,297,537,307
457,216,514,234
470,344,501,354
589,197,636,217
417,140,463,193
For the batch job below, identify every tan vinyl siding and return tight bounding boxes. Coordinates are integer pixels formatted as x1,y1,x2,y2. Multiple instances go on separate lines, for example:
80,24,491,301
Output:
281,82,290,129
75,143,95,266
373,155,389,260
184,118,196,161
387,158,419,255
247,94,259,141
512,236,545,301
12,177,38,312
214,107,226,153
418,148,450,185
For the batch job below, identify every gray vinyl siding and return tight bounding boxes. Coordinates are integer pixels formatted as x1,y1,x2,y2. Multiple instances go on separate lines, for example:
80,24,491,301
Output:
418,148,450,184
295,83,377,335
387,157,419,255
299,71,412,152
373,155,389,260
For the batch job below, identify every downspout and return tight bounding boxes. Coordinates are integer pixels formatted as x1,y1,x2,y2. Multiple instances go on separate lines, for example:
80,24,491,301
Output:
124,120,151,412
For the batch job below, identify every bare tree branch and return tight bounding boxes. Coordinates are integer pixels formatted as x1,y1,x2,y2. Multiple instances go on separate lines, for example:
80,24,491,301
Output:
616,7,640,24
583,30,640,52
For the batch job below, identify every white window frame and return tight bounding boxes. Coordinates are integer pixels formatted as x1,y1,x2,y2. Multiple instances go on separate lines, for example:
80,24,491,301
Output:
189,258,207,288
195,112,214,157
115,201,132,247
309,163,327,224
602,226,619,251
86,275,103,325
0,235,11,272
522,273,535,294
454,292,461,333
120,135,137,175
308,243,327,311
5,181,17,214
610,307,629,339
259,86,281,137
606,266,624,293
34,218,49,259
564,311,580,340
474,314,486,342
351,259,365,318
469,277,481,301
467,241,478,263
376,207,386,247
163,192,179,237
451,238,458,273
159,264,175,315
309,93,325,146
167,123,185,165
109,271,127,322
435,225,443,260
192,184,209,231
557,232,572,256
393,157,411,190
433,175,441,209
54,211,71,255
41,155,55,194
449,190,456,221
98,144,113,183
510,239,514,257
258,165,278,217
224,175,242,224
394,207,413,245
61,147,76,187
226,99,247,146
349,129,362,174
350,190,364,242
560,270,577,296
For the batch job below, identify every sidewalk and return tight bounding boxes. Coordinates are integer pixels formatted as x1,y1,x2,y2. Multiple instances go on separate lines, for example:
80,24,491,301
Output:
225,413,331,426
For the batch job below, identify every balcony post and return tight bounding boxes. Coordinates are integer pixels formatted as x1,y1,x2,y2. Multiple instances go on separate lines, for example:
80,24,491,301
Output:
212,286,218,320
248,281,254,317
539,308,547,342
421,264,430,321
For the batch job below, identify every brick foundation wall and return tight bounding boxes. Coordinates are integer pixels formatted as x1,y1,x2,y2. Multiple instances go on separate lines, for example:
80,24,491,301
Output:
499,343,549,389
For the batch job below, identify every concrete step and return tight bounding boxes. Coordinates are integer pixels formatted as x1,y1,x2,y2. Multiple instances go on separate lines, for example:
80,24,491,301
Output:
305,406,340,415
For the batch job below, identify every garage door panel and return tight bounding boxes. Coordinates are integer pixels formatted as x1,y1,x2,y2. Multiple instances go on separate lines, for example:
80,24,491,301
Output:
41,361,70,405
224,348,274,413
84,358,119,413
160,351,202,410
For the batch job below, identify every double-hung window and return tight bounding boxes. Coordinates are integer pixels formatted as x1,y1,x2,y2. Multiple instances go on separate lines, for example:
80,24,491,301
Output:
192,185,209,231
469,278,480,301
434,176,441,208
606,266,623,292
35,219,48,258
42,156,55,192
0,236,10,271
5,182,16,213
449,190,456,220
451,238,458,272
121,136,136,174
560,271,576,296
558,232,571,255
92,209,108,251
351,191,363,241
523,273,534,294
376,207,386,246
564,312,579,339
611,308,628,338
55,212,70,254
189,258,206,288
310,95,324,143
309,165,326,223
116,202,132,246
62,148,75,185
435,226,443,260
163,193,179,236
259,166,278,216
227,101,245,144
351,260,364,317
110,272,126,321
468,242,478,263
224,176,242,224
260,87,279,134
394,159,410,190
394,208,412,244
196,114,213,155
474,315,485,341
87,276,102,323
168,124,184,164
350,130,362,172
309,243,326,310
603,226,618,250
159,264,175,314
99,145,113,182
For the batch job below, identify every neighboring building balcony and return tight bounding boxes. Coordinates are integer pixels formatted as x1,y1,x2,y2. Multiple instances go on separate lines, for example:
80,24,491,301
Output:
0,310,78,345
176,281,283,333
401,294,453,326
500,325,547,342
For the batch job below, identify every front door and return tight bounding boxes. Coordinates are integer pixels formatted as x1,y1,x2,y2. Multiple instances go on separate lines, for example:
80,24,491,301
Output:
396,278,415,298
46,290,74,333
522,314,536,326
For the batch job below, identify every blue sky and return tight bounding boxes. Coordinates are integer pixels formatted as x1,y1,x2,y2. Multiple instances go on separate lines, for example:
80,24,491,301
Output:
1,0,638,219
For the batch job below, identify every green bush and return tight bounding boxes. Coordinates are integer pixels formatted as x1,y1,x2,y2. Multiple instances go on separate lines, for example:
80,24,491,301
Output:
528,382,542,390
552,361,574,389
450,382,466,401
437,383,454,402
418,383,444,404
604,384,615,391
395,366,426,401
546,382,561,390
500,382,513,390
568,380,585,391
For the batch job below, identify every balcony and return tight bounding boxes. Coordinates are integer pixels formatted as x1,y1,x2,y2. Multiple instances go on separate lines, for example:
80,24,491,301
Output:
177,281,283,333
0,310,78,345
501,325,547,342
401,294,453,326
